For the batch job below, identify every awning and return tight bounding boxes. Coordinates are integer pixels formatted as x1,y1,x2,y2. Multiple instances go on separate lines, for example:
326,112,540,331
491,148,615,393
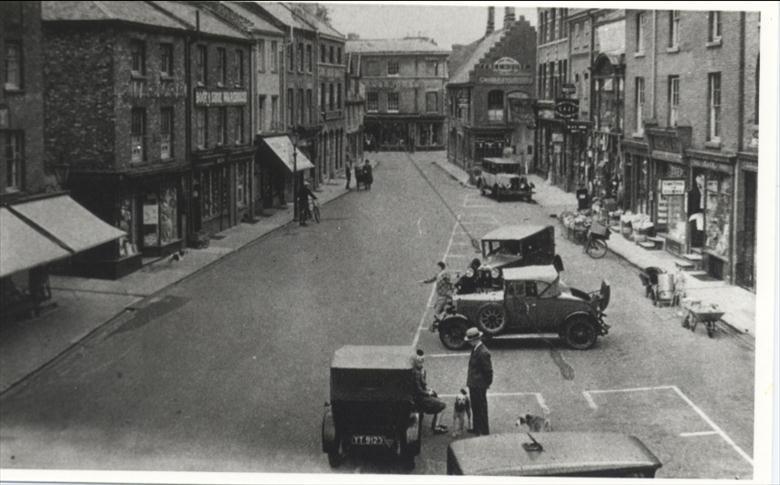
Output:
0,208,71,278
10,195,126,254
261,135,315,173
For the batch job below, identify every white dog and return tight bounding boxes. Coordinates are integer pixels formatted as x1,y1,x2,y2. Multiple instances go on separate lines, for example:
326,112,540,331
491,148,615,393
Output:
451,388,472,437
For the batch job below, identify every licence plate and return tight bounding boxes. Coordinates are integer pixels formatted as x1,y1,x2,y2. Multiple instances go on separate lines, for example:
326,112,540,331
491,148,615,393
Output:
351,435,385,446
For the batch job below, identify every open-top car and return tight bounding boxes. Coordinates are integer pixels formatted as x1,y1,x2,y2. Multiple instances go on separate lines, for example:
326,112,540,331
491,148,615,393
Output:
322,345,422,469
477,157,535,202
435,265,610,350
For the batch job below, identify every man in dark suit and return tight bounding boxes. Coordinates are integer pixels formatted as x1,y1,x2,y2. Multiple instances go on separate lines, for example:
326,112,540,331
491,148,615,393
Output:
465,327,493,435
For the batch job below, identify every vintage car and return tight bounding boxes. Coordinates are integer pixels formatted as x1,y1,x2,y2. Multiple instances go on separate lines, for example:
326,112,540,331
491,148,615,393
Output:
322,345,422,469
447,432,662,477
477,157,535,202
435,265,610,350
455,225,561,294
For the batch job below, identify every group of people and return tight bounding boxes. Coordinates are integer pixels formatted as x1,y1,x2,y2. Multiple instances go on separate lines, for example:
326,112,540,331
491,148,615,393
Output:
344,159,373,191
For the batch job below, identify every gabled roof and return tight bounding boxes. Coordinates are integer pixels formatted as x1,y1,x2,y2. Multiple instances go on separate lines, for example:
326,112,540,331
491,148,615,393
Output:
285,3,344,40
345,38,449,55
221,1,283,36
255,1,315,33
448,27,506,85
42,1,188,30
153,1,250,40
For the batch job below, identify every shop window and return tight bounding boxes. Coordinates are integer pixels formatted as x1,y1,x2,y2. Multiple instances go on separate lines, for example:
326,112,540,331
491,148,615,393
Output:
201,169,221,220
196,45,207,85
487,90,504,121
117,198,138,258
131,108,145,162
387,61,399,76
160,43,173,77
237,163,248,208
704,173,731,258
707,73,721,141
196,108,207,149
367,91,378,112
217,47,226,86
130,40,145,75
668,76,679,127
142,193,159,247
387,92,399,112
4,41,22,90
4,131,23,191
160,107,173,159
160,186,178,244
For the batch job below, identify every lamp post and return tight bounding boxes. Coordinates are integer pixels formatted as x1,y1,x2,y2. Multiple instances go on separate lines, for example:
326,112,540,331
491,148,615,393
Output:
290,126,299,222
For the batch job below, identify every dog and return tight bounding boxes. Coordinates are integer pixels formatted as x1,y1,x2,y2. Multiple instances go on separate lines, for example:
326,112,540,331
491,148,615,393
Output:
451,388,472,437
515,411,552,432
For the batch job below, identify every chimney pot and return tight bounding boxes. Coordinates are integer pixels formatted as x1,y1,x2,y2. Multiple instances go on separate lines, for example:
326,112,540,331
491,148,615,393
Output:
486,6,495,35
503,7,516,30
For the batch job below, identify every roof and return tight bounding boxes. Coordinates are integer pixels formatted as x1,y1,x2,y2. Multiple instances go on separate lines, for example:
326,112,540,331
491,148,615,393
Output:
502,265,559,282
448,39,481,78
483,157,521,165
448,432,662,476
331,345,414,370
42,1,188,29
221,2,283,35
0,208,70,278
286,3,344,40
255,1,315,32
153,1,250,40
345,38,450,55
448,27,507,84
482,225,552,241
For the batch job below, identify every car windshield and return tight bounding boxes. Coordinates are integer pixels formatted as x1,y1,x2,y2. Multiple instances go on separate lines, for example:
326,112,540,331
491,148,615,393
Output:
499,163,519,173
486,241,521,257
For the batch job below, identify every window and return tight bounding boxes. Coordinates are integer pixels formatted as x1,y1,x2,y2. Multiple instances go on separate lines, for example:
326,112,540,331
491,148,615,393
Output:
487,90,504,121
329,83,334,110
708,73,721,141
329,45,334,64
287,88,293,127
217,107,227,145
131,108,145,162
337,83,342,109
196,108,207,148
668,11,680,48
271,95,279,130
235,49,244,87
4,132,23,190
257,39,266,72
196,45,207,85
160,43,173,77
668,76,679,127
257,95,266,132
160,107,173,159
320,82,326,111
307,44,312,72
321,44,326,63
337,47,342,65
235,107,244,144
635,13,645,53
307,89,313,124
367,91,378,112
387,60,399,76
4,41,21,90
298,88,304,124
552,9,558,40
270,40,278,72
635,77,645,134
297,43,304,72
387,92,399,112
426,92,438,112
217,48,226,85
287,41,293,72
708,11,722,42
366,61,380,76
131,40,145,75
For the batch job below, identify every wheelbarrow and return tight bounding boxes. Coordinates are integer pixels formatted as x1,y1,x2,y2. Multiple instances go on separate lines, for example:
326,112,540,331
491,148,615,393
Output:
681,302,725,338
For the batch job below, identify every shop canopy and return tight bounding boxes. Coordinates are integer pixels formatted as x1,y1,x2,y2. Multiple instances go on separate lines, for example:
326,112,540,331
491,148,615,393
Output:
261,135,315,173
1,195,125,278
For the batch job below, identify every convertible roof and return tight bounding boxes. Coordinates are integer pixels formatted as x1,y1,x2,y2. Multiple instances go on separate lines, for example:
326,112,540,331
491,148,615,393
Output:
502,265,559,282
482,225,551,241
331,345,413,370
483,157,521,164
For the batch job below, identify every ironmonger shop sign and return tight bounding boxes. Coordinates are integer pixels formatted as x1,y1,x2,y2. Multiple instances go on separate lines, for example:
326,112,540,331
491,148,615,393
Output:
195,90,248,106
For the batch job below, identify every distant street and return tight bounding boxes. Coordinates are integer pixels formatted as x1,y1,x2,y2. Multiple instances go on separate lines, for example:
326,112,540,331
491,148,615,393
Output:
0,151,754,479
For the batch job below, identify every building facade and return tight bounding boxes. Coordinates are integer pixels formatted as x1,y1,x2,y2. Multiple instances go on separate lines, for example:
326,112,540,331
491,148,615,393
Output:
447,7,537,175
621,9,760,289
347,37,449,152
344,46,365,166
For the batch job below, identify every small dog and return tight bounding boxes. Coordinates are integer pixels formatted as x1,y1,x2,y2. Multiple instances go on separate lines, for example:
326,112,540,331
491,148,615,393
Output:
451,388,472,437
516,411,552,432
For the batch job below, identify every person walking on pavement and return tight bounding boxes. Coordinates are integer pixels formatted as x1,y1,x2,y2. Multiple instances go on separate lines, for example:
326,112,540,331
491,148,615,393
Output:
345,161,352,190
465,327,492,436
420,261,453,327
298,181,317,226
363,159,373,190
411,349,448,434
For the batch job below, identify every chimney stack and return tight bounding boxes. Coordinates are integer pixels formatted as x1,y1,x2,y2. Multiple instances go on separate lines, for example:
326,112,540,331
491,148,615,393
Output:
486,6,495,35
503,7,516,30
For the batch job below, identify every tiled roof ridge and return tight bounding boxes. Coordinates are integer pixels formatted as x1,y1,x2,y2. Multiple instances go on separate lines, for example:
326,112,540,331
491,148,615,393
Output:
91,1,116,20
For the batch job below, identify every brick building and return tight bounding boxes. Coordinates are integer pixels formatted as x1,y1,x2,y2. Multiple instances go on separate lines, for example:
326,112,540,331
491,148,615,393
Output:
447,7,537,174
344,43,366,167
347,37,449,151
621,9,760,289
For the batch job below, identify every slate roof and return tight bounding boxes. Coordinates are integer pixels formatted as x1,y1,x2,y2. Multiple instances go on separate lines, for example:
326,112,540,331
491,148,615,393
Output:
153,1,250,39
255,1,315,32
448,27,507,85
286,3,344,40
345,37,449,55
221,1,283,35
42,1,187,29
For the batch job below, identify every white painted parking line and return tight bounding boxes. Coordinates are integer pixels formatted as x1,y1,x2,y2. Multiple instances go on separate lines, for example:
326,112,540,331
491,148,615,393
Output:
680,431,719,437
582,385,753,466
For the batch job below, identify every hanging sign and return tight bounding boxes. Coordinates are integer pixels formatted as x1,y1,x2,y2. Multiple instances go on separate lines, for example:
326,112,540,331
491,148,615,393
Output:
554,99,579,119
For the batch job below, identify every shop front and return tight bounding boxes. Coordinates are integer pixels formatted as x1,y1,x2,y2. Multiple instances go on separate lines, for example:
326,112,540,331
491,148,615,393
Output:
734,152,757,291
257,134,315,210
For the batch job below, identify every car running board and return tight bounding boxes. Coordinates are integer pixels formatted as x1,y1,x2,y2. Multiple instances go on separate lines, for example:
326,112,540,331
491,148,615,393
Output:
489,333,560,340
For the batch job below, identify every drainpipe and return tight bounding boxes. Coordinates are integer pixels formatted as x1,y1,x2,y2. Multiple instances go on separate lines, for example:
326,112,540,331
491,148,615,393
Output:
731,11,747,284
651,10,657,121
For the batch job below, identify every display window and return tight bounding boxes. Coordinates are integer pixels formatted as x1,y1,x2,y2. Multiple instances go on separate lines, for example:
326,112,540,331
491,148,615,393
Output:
704,172,731,258
117,197,139,258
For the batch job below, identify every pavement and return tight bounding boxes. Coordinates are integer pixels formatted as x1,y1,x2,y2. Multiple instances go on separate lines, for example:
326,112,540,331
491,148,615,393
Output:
429,152,757,339
0,177,352,394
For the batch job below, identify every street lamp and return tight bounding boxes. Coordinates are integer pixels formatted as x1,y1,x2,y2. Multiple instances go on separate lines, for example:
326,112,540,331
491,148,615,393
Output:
290,125,300,222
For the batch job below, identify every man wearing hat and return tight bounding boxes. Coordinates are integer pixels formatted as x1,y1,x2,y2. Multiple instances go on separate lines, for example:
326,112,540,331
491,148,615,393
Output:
465,327,493,435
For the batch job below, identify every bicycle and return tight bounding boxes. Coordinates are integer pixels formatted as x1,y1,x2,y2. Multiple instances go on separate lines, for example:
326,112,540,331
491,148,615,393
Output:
584,228,609,259
300,198,320,224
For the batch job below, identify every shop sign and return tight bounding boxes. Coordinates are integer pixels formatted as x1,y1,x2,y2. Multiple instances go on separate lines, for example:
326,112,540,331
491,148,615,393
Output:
660,179,686,196
554,99,579,119
561,83,576,95
477,75,533,85
195,90,248,106
567,120,590,133
551,133,564,143
143,204,159,224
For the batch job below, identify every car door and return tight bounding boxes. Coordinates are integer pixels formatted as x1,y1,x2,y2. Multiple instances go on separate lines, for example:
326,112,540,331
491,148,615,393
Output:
526,280,560,332
505,281,532,330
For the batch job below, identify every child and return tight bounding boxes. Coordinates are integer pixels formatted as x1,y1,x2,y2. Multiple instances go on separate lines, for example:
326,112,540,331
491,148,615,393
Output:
452,388,472,437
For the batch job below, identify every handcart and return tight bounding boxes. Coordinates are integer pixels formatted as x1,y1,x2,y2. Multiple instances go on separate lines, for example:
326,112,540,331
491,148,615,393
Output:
681,301,725,338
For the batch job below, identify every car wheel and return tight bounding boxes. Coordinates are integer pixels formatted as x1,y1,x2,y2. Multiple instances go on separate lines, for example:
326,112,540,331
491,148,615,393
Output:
327,437,342,468
478,304,506,335
439,318,469,350
562,316,598,350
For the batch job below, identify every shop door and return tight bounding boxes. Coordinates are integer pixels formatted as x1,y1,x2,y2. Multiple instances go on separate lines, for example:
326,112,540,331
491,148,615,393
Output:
736,171,756,290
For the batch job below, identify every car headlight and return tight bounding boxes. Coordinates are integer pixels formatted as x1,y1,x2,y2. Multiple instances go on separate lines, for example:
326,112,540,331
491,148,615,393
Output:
490,268,501,279
465,268,475,278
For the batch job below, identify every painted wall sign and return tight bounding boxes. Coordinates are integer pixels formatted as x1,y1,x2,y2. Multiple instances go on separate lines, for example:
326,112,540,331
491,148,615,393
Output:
660,179,686,195
477,76,533,85
194,90,248,106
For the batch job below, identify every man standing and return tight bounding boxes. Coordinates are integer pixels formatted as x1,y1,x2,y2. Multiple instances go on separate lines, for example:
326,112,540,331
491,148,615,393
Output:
345,161,352,190
465,327,492,435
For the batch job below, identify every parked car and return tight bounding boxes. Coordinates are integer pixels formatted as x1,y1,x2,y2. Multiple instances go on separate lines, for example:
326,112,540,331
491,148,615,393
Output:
447,432,662,477
322,345,422,469
477,157,534,202
434,265,610,350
